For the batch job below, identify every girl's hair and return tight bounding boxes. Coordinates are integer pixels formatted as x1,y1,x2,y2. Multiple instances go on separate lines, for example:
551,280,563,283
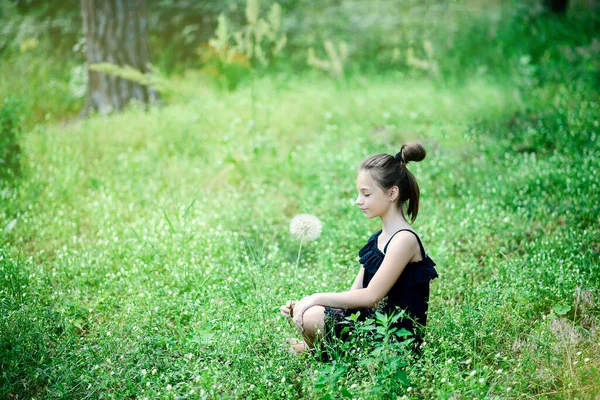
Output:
359,142,426,222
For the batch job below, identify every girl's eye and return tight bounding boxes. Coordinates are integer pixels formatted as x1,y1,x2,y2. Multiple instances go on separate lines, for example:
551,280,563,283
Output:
364,194,370,197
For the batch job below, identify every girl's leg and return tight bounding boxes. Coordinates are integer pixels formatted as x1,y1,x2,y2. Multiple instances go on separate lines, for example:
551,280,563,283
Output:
299,305,325,348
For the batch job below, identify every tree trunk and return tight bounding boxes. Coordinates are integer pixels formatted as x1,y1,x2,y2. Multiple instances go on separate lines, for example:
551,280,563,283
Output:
81,0,158,115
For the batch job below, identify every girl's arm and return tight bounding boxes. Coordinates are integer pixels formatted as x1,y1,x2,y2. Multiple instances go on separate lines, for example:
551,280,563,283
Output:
349,267,365,290
293,232,419,328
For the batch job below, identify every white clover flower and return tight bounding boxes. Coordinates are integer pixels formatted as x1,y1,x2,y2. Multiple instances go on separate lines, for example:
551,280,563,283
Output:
289,214,322,244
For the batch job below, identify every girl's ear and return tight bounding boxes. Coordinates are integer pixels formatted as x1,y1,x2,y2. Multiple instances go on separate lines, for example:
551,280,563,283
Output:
390,186,399,202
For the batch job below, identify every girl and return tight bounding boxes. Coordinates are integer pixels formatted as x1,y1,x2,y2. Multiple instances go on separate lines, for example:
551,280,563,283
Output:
280,142,438,353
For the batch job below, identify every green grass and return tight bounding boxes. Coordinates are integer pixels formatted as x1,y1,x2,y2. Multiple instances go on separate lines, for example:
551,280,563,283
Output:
1,70,599,398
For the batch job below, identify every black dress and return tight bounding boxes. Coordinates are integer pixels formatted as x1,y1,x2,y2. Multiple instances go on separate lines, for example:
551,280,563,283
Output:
323,229,438,347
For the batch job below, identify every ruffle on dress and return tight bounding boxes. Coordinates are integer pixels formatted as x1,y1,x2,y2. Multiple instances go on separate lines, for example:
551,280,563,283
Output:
358,231,438,287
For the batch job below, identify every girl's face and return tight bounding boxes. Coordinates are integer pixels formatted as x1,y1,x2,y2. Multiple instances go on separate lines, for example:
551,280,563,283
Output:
355,170,394,219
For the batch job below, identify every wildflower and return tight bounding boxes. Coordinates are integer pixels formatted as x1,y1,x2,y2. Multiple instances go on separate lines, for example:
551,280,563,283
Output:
289,214,322,244
289,214,322,295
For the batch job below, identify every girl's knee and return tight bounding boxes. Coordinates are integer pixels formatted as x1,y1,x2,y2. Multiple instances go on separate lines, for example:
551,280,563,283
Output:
302,306,325,336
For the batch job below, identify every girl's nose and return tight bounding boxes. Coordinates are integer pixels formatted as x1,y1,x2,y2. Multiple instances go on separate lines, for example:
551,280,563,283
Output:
355,195,362,205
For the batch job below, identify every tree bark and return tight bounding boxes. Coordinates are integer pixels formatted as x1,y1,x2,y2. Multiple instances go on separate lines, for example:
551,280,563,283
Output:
81,0,158,115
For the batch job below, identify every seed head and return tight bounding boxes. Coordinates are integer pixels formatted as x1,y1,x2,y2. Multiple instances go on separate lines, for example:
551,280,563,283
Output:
289,214,322,244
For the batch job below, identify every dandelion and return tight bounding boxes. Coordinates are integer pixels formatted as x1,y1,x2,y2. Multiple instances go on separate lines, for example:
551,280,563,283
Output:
289,214,322,295
289,214,322,244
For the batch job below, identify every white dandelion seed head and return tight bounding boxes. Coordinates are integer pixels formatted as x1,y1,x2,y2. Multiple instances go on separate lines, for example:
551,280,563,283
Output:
289,214,322,243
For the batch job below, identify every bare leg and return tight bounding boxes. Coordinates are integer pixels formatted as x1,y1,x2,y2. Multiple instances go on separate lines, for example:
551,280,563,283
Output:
298,305,325,349
281,303,326,353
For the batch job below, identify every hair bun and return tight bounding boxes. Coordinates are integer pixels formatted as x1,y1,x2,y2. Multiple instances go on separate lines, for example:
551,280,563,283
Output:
400,142,426,164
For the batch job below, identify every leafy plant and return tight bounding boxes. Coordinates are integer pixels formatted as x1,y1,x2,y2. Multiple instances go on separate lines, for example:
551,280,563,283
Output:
314,309,414,399
203,0,287,90
406,39,439,77
307,41,348,79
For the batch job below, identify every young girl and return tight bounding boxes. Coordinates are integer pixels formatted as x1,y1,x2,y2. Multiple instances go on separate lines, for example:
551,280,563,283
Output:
280,142,438,353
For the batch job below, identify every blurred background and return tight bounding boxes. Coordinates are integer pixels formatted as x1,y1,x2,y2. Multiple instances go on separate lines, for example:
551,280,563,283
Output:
1,0,598,126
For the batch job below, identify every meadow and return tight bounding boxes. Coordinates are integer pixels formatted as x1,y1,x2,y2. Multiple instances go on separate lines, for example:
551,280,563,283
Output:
1,1,600,399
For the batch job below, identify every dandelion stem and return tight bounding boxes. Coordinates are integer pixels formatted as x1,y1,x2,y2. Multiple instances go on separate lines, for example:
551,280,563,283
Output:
291,236,304,295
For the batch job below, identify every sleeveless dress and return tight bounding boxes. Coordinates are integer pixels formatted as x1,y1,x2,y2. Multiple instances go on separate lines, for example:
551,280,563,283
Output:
323,229,438,347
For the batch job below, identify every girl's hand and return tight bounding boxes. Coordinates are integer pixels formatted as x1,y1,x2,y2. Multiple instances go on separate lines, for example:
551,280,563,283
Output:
292,295,316,332
280,300,294,319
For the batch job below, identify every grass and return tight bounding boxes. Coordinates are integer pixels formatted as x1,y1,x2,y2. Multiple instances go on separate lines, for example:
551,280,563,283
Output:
1,1,599,397
1,70,599,398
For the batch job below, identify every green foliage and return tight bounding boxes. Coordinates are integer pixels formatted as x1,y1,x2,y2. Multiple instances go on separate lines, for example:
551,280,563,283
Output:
474,84,598,155
0,245,74,398
0,11,83,128
199,14,253,91
3,0,598,125
202,0,287,90
3,71,597,398
313,310,414,399
435,2,600,86
147,0,242,73
0,98,22,182
1,2,599,398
